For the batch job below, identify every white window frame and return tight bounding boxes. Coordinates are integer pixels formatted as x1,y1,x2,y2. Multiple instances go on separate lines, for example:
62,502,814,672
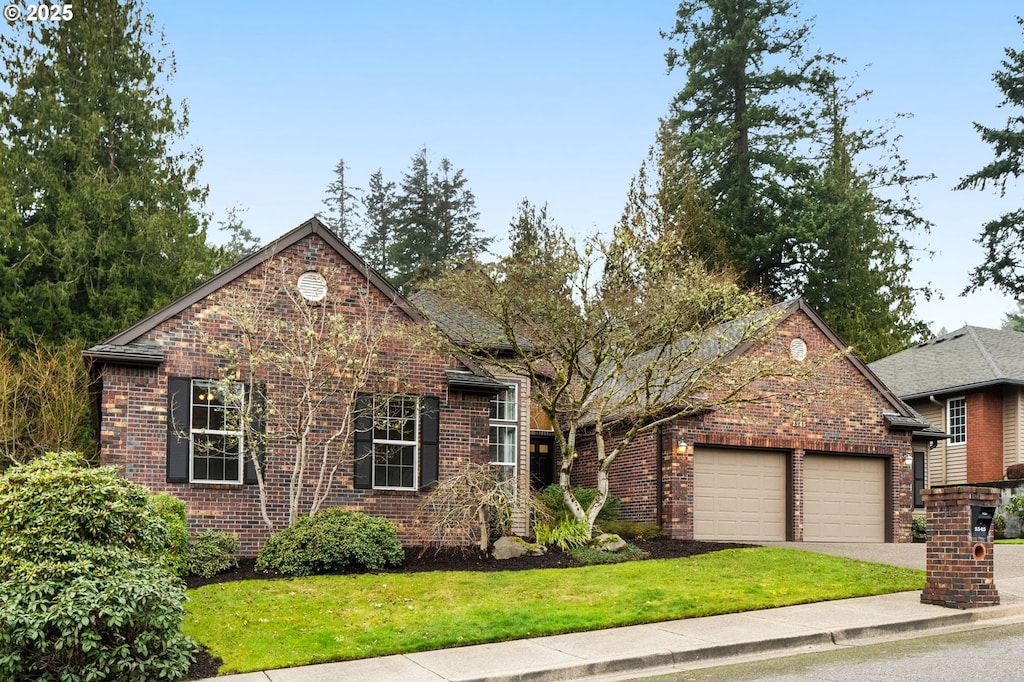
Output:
947,396,967,445
189,379,245,484
372,395,420,490
489,384,518,485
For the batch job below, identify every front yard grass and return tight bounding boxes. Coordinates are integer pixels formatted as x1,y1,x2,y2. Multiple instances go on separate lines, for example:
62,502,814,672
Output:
185,546,924,675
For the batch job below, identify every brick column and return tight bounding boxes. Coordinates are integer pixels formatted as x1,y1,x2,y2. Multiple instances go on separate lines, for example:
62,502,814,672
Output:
921,486,999,609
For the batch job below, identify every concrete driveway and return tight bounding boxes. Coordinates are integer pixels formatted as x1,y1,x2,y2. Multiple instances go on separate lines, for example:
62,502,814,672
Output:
761,541,1024,579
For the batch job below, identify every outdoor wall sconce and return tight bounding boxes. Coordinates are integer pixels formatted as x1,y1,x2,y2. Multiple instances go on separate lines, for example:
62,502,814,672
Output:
675,438,694,456
905,452,915,468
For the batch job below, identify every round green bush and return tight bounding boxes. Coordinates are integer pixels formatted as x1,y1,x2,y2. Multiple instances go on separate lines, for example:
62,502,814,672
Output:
187,530,240,578
0,452,196,680
256,507,405,576
0,452,169,572
0,552,196,681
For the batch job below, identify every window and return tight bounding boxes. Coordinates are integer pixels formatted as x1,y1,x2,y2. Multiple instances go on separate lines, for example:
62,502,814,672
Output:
166,376,262,485
913,451,925,508
947,397,966,445
190,379,245,483
372,395,419,489
353,393,439,492
490,384,518,484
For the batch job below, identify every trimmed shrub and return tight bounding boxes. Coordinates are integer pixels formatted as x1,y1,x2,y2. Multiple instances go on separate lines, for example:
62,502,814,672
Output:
911,514,927,542
0,552,195,680
535,484,621,523
186,530,240,578
256,507,404,576
0,452,195,680
152,493,189,577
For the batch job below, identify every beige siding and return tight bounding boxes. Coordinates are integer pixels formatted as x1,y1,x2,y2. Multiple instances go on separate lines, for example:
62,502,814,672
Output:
1006,387,1023,470
916,401,951,486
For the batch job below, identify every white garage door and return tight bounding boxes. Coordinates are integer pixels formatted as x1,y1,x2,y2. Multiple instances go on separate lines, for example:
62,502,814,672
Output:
804,455,885,542
694,447,787,542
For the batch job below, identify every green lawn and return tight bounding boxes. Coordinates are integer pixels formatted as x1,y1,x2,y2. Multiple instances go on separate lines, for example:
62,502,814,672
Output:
185,547,924,675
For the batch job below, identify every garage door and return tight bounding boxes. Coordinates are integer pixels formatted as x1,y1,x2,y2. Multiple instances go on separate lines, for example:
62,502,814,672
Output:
804,455,885,542
694,447,787,541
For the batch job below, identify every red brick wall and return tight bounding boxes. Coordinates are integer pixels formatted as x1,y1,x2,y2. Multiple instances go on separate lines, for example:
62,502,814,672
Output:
96,234,490,555
966,388,1004,483
573,308,914,542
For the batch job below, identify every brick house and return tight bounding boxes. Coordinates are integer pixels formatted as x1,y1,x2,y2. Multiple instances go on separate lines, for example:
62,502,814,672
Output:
572,300,938,543
84,218,510,555
870,326,1024,500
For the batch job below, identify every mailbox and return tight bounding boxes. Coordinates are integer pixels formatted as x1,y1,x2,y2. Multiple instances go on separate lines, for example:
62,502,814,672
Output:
971,505,996,539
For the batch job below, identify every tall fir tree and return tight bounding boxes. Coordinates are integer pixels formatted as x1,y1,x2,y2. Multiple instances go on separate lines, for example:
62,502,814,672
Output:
359,169,399,280
795,83,929,361
956,17,1024,297
662,0,832,298
390,148,488,290
320,157,362,245
0,0,217,346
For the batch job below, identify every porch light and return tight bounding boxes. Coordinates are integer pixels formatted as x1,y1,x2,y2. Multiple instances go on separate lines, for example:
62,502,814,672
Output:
675,438,694,456
905,452,914,468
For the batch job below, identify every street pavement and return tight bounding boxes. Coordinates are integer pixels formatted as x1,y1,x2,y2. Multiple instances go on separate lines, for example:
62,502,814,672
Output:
193,543,1024,682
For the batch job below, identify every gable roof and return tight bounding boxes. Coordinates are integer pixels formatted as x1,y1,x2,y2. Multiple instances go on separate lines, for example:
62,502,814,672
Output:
869,325,1024,400
90,217,422,352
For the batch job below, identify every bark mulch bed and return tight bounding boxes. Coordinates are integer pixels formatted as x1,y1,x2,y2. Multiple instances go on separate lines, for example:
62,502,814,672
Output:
185,538,753,680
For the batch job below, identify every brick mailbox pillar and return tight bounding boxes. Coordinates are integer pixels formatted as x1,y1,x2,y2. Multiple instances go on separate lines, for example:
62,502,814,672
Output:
921,486,999,609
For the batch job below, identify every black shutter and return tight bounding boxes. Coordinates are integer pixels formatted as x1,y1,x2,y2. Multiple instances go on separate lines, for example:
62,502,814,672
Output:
420,396,440,491
354,393,373,489
244,382,267,485
166,377,191,483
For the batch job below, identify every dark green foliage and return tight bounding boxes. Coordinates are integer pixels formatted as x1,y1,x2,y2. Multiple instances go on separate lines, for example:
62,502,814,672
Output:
151,493,189,577
0,553,196,681
598,520,665,540
0,0,217,345
536,484,621,523
567,544,651,565
255,507,404,576
390,148,489,290
321,158,362,244
0,452,168,570
360,169,400,279
186,530,240,579
0,452,195,680
958,17,1024,297
911,515,927,543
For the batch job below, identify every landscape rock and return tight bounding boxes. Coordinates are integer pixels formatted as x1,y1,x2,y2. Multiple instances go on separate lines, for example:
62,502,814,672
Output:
591,533,627,552
492,536,530,560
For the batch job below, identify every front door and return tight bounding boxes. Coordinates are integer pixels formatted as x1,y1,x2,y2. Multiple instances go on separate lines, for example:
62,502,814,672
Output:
529,434,555,489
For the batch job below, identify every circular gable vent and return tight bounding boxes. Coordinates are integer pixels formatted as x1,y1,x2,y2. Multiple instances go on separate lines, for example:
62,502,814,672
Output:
789,337,808,362
297,271,328,302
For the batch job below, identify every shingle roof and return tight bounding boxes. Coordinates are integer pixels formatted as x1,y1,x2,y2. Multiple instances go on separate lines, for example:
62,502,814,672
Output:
409,289,514,349
868,326,1024,399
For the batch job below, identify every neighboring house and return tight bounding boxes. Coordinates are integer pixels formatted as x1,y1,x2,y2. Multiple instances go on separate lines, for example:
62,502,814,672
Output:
870,326,1024,498
84,218,511,555
572,300,938,543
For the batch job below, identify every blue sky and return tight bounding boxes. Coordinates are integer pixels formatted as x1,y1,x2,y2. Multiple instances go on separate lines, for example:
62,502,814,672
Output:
148,0,1023,335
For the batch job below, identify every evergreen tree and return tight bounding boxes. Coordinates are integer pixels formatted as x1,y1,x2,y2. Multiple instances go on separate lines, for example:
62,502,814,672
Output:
391,148,488,290
1003,303,1024,332
796,83,928,361
359,169,399,279
212,206,261,268
662,0,832,298
956,17,1024,297
509,199,560,265
0,0,217,346
320,158,362,245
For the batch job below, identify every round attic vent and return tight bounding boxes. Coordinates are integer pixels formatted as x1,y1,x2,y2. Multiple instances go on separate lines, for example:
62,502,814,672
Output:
297,271,328,302
789,337,808,362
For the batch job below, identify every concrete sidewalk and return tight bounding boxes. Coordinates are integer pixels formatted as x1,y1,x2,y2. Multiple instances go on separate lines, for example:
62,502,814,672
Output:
194,545,1024,682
